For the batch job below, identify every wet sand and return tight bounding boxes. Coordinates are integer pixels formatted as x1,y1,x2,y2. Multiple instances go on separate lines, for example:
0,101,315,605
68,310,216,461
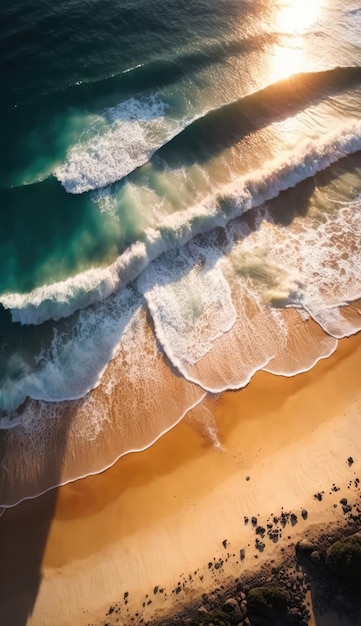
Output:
1,333,361,626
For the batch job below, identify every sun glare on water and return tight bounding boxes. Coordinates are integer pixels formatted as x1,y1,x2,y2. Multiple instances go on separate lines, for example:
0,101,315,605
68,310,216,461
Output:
269,0,323,82
276,0,322,34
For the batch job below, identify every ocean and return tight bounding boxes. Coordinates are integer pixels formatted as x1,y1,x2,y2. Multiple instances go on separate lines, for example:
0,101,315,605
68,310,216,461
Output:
1,0,361,507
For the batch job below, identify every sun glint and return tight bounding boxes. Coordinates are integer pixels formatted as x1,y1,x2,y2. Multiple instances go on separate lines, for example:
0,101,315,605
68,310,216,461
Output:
276,0,322,35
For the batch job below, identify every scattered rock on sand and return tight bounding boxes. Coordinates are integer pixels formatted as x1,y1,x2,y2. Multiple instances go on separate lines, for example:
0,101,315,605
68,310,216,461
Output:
314,492,323,501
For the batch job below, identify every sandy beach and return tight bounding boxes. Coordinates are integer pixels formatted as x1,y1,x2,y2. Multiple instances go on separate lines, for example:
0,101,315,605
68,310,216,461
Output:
1,332,361,626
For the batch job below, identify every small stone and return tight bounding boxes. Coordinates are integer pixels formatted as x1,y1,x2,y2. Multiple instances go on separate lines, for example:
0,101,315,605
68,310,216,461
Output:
222,539,228,549
287,607,301,623
310,550,320,561
223,598,241,615
347,456,354,466
246,475,251,481
296,539,314,552
340,497,348,505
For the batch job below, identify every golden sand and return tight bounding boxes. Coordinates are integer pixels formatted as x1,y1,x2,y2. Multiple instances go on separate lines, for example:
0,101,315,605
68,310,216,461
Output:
1,333,361,626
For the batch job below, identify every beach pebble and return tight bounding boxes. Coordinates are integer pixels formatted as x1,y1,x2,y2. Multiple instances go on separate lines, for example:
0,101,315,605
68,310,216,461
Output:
287,607,301,622
296,539,314,552
223,597,242,615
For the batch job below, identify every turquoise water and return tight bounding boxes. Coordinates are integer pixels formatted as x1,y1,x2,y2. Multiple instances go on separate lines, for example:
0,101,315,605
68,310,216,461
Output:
1,0,361,505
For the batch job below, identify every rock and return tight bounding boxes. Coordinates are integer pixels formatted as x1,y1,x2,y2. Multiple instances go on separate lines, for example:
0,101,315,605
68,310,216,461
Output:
222,539,228,549
296,539,314,552
326,533,361,580
197,605,208,614
287,607,301,623
247,587,288,619
340,497,348,505
251,516,258,526
311,550,320,561
240,548,246,561
347,456,354,466
223,598,242,615
301,509,308,520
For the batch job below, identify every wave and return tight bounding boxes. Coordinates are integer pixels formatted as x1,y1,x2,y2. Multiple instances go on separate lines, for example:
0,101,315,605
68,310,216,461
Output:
54,67,361,194
154,66,361,167
54,94,188,193
0,287,140,413
0,307,207,507
2,118,361,325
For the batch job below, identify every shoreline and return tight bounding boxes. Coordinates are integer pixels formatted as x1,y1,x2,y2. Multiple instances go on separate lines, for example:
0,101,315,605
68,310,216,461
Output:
1,333,361,625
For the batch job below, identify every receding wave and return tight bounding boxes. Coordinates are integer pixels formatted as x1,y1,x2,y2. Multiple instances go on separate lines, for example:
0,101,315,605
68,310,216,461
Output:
2,119,361,326
0,308,207,507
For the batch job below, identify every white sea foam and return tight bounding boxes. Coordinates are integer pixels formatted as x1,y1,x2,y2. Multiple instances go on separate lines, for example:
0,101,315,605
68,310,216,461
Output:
0,287,140,414
138,242,237,372
2,119,361,326
54,95,185,193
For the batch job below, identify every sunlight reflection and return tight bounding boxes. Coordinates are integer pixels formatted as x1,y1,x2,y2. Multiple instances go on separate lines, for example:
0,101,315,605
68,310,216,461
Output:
269,0,323,83
276,0,322,34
